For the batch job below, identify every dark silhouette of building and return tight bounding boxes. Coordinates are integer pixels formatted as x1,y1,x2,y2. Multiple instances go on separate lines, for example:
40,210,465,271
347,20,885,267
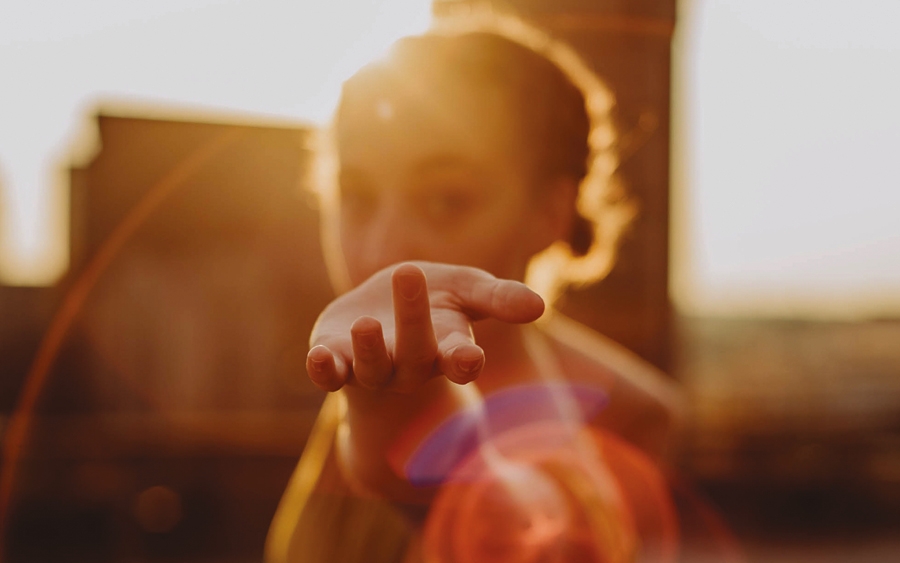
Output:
3,113,333,562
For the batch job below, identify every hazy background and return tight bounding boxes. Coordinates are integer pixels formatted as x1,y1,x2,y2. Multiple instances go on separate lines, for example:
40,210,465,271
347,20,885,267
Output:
2,2,899,562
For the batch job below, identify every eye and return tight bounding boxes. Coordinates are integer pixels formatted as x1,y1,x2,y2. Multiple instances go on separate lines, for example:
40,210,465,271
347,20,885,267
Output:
413,164,486,227
423,187,476,220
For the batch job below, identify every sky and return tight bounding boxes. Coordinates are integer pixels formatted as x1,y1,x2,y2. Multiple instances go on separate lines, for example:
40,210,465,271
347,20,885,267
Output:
0,0,432,284
671,0,900,318
1,0,899,318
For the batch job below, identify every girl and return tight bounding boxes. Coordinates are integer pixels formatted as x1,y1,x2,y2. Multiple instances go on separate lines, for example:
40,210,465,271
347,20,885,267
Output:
268,10,683,563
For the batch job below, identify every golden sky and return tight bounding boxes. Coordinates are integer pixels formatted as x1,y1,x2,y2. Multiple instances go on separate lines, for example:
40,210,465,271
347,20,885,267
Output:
0,0,432,284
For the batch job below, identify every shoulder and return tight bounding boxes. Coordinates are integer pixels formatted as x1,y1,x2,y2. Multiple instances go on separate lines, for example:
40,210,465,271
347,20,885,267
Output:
537,312,686,460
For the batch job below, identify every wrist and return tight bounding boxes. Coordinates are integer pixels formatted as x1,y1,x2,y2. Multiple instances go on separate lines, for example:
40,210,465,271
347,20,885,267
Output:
336,377,469,501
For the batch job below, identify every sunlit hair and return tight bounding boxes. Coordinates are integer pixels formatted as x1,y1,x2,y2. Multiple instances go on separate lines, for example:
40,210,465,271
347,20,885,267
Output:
311,7,636,304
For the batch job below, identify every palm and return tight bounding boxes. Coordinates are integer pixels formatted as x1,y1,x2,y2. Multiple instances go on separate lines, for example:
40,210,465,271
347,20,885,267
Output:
307,262,544,393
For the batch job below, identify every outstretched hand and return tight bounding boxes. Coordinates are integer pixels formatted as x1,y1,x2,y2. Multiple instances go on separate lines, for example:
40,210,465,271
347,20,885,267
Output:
306,262,544,393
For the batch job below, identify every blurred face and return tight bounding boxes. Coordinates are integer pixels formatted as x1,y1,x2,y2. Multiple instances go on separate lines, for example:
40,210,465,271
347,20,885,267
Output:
333,79,557,288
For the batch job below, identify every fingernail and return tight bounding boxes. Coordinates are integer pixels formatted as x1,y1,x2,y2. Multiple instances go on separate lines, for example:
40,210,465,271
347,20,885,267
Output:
356,331,379,349
396,273,422,301
310,357,328,371
458,357,484,375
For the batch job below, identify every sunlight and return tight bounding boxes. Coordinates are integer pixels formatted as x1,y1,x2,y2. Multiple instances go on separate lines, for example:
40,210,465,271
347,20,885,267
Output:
0,0,432,285
672,0,900,318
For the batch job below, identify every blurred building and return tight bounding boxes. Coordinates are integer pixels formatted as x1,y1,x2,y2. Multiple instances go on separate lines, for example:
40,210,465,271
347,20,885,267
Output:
3,114,333,562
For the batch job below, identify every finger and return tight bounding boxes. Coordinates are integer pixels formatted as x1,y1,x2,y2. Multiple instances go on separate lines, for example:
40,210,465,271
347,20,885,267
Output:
437,331,485,385
427,265,544,323
461,276,545,324
307,345,349,392
350,316,393,390
392,264,439,389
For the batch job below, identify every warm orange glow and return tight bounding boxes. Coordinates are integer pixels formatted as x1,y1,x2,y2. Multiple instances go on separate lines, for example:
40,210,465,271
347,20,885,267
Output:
0,0,432,285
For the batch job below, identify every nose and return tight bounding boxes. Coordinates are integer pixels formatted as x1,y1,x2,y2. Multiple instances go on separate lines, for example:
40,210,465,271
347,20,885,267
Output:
358,201,422,278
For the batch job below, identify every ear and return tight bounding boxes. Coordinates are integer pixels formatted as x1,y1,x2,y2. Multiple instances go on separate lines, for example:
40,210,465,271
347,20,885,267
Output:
528,176,578,254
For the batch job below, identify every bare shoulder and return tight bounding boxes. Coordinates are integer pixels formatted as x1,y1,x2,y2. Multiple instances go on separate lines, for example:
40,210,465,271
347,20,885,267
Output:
538,312,686,460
